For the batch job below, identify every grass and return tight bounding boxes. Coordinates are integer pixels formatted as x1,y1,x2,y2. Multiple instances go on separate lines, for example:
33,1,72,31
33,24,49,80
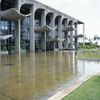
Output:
77,49,100,59
62,76,100,100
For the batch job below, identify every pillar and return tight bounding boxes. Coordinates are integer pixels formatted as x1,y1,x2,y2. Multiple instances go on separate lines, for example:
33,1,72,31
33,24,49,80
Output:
15,0,21,53
83,23,85,46
15,20,21,53
64,32,69,49
16,0,21,10
0,40,1,54
74,23,78,50
58,17,62,50
51,14,55,50
64,19,69,50
30,6,35,52
70,23,73,50
41,10,46,27
41,32,46,51
41,10,46,51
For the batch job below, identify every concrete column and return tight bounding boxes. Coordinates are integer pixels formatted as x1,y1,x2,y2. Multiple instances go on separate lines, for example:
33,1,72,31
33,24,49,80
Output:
15,20,21,53
29,6,35,52
58,17,62,50
64,32,69,49
70,24,73,50
16,0,21,10
0,40,1,54
51,14,55,50
74,23,78,50
64,20,69,50
41,10,46,26
83,23,85,46
41,10,46,51
15,0,21,53
41,32,46,51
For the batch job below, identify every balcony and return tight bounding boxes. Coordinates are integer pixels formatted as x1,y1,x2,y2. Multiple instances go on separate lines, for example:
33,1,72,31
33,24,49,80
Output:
62,27,74,32
34,25,52,33
47,38,65,42
0,34,13,40
73,34,84,38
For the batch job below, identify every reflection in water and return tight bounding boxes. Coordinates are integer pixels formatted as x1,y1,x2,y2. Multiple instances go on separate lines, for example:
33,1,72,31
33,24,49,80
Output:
77,59,100,75
0,52,100,100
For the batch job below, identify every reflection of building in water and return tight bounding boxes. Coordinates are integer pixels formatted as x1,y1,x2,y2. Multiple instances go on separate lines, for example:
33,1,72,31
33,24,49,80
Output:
0,0,84,53
34,52,78,98
0,52,79,99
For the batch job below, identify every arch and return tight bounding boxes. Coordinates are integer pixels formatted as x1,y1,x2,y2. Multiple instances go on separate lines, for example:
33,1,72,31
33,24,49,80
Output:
68,20,73,26
20,4,33,15
54,15,62,40
62,18,68,27
19,0,34,9
55,15,62,25
62,18,67,24
34,8,45,27
74,21,78,25
46,12,54,26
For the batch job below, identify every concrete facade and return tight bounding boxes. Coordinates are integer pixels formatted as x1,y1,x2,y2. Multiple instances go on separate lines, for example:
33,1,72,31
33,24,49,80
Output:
0,0,84,53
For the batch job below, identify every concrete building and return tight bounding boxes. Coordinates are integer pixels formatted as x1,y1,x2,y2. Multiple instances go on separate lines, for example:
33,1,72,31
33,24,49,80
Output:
0,0,84,53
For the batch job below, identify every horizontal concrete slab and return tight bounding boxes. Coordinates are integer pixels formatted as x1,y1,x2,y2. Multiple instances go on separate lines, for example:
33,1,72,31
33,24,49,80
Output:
0,8,31,21
73,34,84,38
34,25,52,32
0,34,13,40
47,38,65,42
62,27,74,32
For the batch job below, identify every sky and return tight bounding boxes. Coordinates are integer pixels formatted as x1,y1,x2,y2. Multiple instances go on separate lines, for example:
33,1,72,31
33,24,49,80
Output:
37,0,100,38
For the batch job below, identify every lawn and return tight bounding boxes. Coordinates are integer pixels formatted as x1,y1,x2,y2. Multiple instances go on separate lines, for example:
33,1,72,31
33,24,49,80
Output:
77,49,100,59
62,76,100,100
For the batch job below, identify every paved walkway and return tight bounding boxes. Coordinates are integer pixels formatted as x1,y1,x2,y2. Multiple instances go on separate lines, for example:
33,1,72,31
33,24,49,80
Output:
48,73,99,100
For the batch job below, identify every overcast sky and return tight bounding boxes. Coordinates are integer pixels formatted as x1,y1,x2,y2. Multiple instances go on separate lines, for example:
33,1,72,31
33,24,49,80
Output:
37,0,100,38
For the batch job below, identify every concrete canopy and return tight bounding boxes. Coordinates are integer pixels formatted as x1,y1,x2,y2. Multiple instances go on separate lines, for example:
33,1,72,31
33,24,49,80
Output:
73,34,84,38
34,25,52,33
0,34,12,40
0,8,31,21
62,27,74,32
47,38,65,42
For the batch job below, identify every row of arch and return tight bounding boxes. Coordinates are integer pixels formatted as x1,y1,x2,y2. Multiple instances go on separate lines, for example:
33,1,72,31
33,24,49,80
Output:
20,4,77,27
0,0,78,26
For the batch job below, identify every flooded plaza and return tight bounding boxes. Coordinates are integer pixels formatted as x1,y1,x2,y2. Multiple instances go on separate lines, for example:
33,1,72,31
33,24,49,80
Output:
0,52,100,100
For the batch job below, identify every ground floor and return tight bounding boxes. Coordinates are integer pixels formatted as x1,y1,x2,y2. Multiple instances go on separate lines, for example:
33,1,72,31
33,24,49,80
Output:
0,18,83,54
0,1,84,54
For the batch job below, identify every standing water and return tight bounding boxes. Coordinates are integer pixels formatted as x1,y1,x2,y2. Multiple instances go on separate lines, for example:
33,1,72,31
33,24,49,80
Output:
0,52,100,100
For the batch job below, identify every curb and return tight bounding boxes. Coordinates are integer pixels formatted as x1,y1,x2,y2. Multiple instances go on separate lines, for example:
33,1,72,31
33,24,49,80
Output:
77,57,100,61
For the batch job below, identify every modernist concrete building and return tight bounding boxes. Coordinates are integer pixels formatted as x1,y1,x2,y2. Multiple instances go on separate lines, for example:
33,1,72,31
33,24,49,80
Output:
0,0,84,53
